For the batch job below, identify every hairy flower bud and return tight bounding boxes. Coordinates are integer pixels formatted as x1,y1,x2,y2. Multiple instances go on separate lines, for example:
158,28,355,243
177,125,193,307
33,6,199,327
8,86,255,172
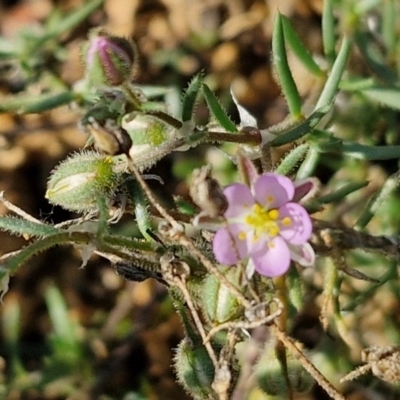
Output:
82,28,136,87
174,339,216,400
46,151,119,212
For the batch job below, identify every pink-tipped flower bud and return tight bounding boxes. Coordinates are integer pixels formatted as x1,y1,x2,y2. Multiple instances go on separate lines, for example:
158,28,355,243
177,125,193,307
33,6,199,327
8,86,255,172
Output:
82,28,136,87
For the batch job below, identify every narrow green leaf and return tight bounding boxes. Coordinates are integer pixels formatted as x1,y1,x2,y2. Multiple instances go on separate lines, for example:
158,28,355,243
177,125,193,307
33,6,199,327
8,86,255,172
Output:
342,141,400,160
0,216,63,238
316,181,368,204
339,77,376,91
280,15,324,77
44,0,104,38
0,233,74,276
275,143,309,175
182,73,204,122
0,91,75,114
355,170,400,229
296,147,320,179
202,84,238,133
308,129,343,153
272,13,302,118
382,0,396,56
359,87,400,110
354,31,397,84
342,261,397,311
271,105,331,147
45,286,78,347
314,36,351,110
322,0,336,65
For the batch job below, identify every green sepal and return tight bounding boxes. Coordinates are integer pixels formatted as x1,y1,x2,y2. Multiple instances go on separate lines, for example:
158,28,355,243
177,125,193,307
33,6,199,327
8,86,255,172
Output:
272,13,302,119
280,15,324,77
182,73,204,122
0,216,63,238
202,84,238,133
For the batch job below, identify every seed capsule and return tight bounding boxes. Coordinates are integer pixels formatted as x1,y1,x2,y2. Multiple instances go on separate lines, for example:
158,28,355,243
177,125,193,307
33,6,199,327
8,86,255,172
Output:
46,151,119,213
174,338,216,400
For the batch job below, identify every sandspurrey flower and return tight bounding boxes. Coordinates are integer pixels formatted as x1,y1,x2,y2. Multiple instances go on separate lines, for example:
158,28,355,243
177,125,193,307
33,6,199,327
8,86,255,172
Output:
212,173,315,277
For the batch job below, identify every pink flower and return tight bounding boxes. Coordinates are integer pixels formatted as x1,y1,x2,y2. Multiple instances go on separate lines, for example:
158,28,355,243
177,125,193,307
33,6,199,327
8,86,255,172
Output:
212,173,315,277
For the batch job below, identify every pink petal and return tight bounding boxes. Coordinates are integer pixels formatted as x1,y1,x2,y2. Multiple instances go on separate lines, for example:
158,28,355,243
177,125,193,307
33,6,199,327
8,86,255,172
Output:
213,224,249,265
288,243,315,266
254,174,295,209
223,184,254,218
278,203,312,245
250,236,291,277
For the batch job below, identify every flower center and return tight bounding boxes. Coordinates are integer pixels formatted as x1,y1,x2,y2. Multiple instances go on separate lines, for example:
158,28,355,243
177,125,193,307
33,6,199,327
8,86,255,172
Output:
243,203,291,241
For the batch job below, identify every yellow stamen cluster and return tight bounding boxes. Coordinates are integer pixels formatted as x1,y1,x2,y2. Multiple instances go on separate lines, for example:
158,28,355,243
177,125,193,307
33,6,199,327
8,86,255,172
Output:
238,203,292,242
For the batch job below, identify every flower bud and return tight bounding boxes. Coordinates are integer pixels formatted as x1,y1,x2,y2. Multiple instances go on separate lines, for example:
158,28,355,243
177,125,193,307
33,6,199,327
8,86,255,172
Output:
46,151,119,212
82,28,136,87
174,338,216,400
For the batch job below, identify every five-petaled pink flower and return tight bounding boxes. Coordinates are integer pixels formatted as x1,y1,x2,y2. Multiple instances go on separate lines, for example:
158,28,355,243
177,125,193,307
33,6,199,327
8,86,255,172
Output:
212,173,315,277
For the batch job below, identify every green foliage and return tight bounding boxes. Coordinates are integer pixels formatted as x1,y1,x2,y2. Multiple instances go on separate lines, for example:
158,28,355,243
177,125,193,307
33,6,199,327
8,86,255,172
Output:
181,73,204,122
202,83,238,133
272,13,302,118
